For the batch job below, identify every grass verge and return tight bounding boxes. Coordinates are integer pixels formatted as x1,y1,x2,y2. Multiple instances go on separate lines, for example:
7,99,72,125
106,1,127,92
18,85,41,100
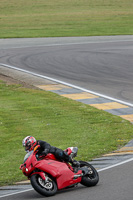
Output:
0,80,133,186
0,0,133,38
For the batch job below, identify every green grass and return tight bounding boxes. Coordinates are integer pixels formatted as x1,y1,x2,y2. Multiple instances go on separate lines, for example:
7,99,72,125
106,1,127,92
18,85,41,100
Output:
0,0,133,38
0,80,133,186
0,0,133,187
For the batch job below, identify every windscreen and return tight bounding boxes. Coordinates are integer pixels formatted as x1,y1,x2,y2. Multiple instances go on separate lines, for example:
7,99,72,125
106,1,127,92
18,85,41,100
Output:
23,150,33,162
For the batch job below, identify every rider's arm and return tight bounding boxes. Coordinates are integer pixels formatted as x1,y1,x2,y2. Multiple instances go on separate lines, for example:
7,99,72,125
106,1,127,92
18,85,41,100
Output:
37,140,51,155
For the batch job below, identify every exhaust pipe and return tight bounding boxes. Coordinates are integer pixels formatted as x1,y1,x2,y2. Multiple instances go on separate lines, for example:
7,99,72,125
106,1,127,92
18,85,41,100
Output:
73,167,92,179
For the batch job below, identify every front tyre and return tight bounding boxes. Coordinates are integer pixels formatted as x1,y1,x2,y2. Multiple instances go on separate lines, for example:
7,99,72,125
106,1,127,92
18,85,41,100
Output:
79,161,99,187
30,174,57,197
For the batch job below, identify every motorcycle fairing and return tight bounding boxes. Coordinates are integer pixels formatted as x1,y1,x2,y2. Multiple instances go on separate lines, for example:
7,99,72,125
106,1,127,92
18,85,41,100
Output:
34,159,82,189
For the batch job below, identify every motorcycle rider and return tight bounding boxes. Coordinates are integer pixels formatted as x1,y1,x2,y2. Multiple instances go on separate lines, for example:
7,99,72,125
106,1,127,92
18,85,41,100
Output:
22,136,80,168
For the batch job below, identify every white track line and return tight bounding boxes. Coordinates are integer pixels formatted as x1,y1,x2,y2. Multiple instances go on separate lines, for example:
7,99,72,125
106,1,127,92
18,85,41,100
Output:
0,189,33,198
1,63,133,107
97,157,133,172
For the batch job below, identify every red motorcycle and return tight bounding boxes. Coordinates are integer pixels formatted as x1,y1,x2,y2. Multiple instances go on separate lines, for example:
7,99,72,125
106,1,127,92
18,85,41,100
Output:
20,146,99,197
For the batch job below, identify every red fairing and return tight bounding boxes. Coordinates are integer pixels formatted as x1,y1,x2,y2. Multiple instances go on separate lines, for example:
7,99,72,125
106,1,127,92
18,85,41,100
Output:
34,158,82,189
20,149,82,189
20,146,99,196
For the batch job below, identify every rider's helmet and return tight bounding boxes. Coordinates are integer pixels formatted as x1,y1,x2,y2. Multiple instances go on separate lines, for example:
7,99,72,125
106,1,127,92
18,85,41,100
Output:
22,136,37,152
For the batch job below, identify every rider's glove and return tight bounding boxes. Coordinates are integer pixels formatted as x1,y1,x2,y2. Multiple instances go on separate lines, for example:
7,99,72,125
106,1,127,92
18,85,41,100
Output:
41,149,49,156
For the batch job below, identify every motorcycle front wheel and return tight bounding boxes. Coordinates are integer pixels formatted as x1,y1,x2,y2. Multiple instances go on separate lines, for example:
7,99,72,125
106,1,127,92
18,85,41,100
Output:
79,161,99,187
30,173,57,197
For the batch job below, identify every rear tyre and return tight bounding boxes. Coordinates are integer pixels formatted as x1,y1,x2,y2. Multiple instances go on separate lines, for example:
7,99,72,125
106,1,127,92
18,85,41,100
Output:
30,173,57,197
79,161,99,187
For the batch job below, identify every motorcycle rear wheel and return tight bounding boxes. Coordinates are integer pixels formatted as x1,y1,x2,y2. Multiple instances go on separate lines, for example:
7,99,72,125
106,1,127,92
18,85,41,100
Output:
79,161,99,187
30,173,57,197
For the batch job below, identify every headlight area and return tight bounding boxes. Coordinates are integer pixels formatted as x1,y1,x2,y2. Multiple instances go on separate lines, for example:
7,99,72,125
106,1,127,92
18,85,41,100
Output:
22,163,34,176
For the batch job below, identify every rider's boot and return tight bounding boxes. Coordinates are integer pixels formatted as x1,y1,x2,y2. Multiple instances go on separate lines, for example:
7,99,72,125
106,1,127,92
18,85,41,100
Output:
63,151,80,172
70,159,80,173
71,160,80,168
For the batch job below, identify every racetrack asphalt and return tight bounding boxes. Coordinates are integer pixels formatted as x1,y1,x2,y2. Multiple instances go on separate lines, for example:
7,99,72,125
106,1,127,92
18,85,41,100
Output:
0,36,133,198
